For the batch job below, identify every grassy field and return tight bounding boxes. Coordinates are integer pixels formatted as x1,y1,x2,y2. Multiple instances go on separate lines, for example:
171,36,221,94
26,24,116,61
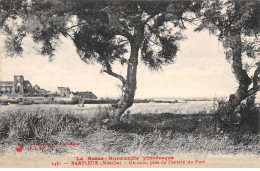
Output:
0,101,214,114
0,104,260,157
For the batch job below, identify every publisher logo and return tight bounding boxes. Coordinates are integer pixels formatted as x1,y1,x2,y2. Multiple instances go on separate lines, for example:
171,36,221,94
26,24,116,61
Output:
15,144,24,152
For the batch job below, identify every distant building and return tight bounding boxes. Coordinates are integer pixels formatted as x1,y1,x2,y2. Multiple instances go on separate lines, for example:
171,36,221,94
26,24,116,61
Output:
33,84,40,91
0,75,32,94
58,87,70,97
0,81,13,94
73,91,97,99
39,89,47,95
0,75,95,98
0,75,49,96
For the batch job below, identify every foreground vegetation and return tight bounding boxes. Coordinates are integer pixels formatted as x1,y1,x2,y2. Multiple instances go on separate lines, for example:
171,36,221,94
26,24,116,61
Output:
0,106,259,156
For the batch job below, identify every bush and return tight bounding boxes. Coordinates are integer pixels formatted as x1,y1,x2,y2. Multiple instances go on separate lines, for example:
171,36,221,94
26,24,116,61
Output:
0,107,93,143
87,106,110,129
213,97,260,134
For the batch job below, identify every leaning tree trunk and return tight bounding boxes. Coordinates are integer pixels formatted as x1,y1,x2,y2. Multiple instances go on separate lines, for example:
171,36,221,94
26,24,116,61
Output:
220,33,252,123
107,42,140,125
103,22,145,126
246,94,256,109
97,21,145,127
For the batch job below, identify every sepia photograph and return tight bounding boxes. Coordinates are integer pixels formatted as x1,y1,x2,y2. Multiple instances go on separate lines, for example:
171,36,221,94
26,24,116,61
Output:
0,0,259,168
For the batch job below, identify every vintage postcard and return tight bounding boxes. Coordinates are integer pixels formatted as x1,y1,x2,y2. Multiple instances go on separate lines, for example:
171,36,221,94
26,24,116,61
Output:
0,0,259,168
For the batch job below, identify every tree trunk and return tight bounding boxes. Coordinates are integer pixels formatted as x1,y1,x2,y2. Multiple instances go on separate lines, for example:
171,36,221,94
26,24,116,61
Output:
106,42,140,125
246,94,256,109
221,33,252,123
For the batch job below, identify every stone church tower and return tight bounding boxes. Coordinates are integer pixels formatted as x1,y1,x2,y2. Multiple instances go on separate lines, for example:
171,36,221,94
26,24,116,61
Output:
12,75,24,94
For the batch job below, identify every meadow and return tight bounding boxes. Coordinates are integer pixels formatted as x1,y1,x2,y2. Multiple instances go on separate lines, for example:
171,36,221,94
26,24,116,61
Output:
0,101,214,114
0,102,260,156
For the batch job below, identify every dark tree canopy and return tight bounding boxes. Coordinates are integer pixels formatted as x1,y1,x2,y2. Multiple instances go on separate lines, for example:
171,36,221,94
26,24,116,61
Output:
0,0,200,68
194,0,260,60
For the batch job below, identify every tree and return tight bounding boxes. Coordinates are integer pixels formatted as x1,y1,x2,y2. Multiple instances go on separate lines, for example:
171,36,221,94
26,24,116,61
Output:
0,0,201,125
193,0,260,125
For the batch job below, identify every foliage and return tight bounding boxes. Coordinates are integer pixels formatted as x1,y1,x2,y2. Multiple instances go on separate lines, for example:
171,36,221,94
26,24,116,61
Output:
214,97,259,133
193,0,260,78
0,0,200,69
194,0,259,58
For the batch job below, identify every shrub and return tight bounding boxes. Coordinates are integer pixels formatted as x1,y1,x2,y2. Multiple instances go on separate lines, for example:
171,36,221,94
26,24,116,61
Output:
213,97,260,134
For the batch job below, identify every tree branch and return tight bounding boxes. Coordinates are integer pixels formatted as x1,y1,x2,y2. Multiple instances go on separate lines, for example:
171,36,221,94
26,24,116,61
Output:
143,13,157,25
116,29,133,43
102,61,126,85
65,22,88,31
252,62,260,88
248,84,260,97
62,32,75,41
248,62,260,96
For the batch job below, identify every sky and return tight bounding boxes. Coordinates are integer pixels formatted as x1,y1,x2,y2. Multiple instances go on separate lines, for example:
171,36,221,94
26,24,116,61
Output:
0,24,240,99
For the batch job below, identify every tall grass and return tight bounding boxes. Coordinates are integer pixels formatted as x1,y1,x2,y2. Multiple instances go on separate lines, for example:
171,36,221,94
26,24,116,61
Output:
0,106,260,155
